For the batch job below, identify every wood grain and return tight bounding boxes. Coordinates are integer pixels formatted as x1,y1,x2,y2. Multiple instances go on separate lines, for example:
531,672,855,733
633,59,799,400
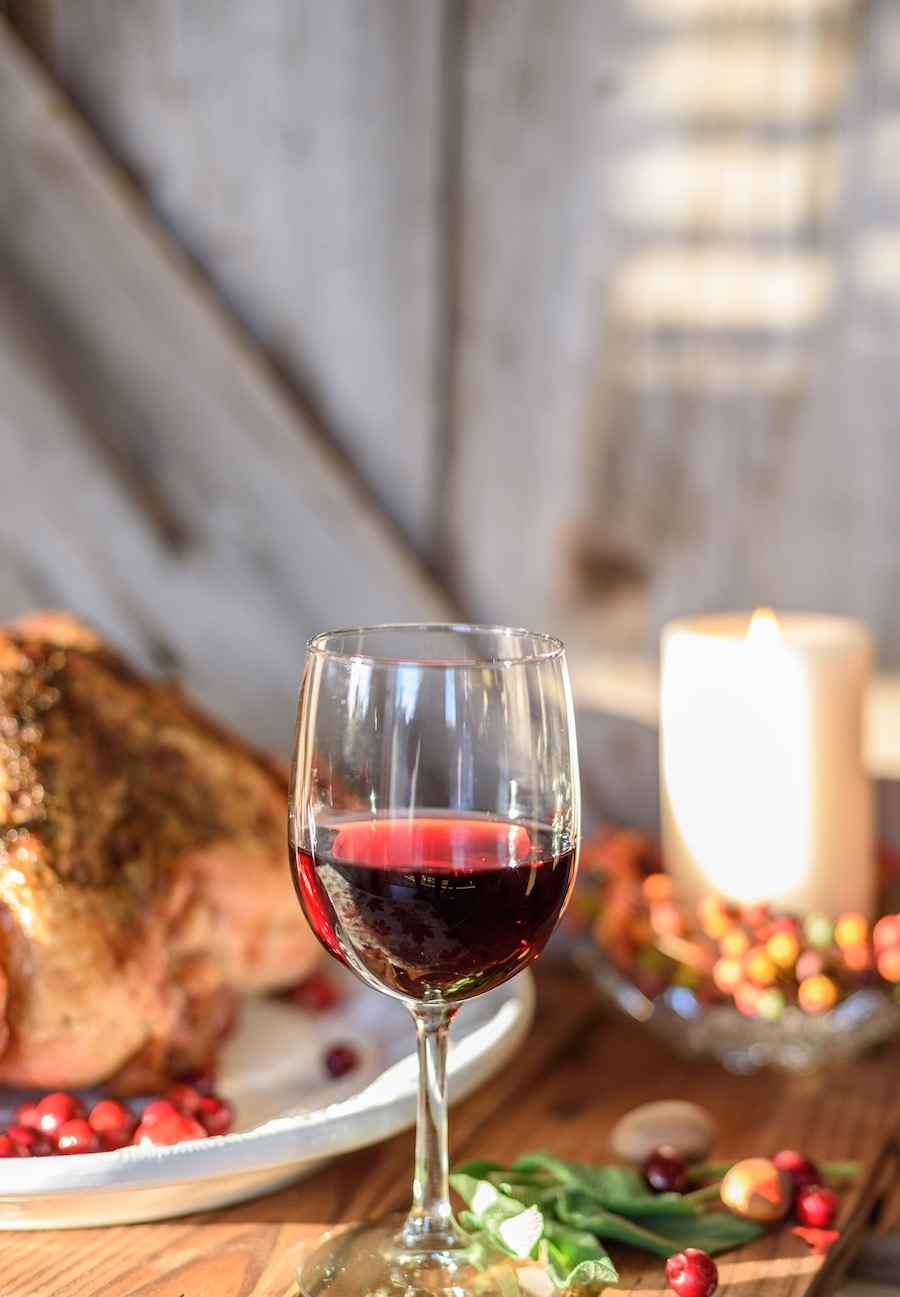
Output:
0,968,895,1296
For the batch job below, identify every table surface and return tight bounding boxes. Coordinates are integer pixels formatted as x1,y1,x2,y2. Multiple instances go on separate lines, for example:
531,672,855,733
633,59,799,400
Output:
0,964,897,1297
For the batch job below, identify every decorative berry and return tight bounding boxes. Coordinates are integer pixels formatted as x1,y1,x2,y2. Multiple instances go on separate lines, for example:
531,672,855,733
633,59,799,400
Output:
797,973,838,1014
325,1043,359,1078
873,914,900,951
794,1183,838,1229
834,912,868,950
876,946,900,983
743,947,777,988
755,987,786,1022
766,928,800,970
772,1149,821,1194
803,913,834,950
641,1145,688,1194
665,1247,718,1297
720,1157,792,1222
55,1118,101,1155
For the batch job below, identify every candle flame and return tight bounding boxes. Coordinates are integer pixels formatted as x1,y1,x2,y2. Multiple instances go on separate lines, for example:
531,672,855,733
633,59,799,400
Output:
747,607,781,648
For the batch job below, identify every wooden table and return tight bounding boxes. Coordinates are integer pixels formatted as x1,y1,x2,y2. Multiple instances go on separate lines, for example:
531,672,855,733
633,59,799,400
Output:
0,966,897,1297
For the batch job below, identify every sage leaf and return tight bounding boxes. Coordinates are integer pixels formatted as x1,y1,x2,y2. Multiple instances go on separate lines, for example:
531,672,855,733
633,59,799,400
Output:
542,1219,619,1286
513,1152,693,1216
451,1174,544,1260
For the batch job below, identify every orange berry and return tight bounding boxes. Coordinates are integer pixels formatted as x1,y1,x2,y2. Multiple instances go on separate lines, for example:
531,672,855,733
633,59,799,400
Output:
697,894,735,941
797,974,838,1014
744,947,777,988
720,928,750,960
834,912,869,950
795,949,826,981
713,957,743,994
734,983,762,1018
766,930,800,970
739,903,770,931
650,899,685,938
642,872,673,903
873,914,900,951
843,943,872,973
876,946,900,983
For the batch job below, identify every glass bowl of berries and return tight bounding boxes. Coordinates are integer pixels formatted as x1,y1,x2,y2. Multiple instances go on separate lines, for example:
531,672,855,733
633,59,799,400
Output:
568,828,900,1073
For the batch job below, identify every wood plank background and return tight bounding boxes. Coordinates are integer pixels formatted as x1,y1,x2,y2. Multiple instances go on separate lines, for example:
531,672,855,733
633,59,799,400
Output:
0,0,898,831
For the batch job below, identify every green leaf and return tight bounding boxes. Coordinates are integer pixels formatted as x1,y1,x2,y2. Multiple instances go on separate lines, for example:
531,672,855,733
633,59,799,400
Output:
637,1210,766,1256
452,1148,777,1290
512,1152,692,1217
553,1194,684,1259
454,1159,509,1182
542,1219,619,1286
451,1175,545,1260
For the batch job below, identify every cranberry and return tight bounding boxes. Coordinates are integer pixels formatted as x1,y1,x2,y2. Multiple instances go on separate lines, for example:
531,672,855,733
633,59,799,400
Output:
30,1091,86,1136
55,1118,101,1154
665,1249,718,1297
139,1097,182,1127
0,1132,30,1157
165,1082,204,1115
795,1183,838,1229
12,1100,43,1130
6,1124,53,1157
88,1099,137,1151
133,1110,207,1147
179,1067,217,1097
324,1044,359,1078
288,971,342,1013
772,1149,821,1194
641,1145,688,1194
195,1094,234,1137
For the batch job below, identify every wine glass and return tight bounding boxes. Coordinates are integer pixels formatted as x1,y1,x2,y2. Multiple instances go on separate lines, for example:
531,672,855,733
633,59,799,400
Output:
289,624,580,1297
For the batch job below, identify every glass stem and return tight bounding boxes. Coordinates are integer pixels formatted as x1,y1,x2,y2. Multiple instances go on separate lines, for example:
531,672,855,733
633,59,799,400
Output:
401,1001,461,1254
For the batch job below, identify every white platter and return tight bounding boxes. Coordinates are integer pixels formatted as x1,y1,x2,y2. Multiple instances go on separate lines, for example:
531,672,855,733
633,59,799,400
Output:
0,971,535,1229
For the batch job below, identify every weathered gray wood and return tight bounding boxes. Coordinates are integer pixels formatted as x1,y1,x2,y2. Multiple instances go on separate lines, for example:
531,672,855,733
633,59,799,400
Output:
9,0,450,561
450,0,900,664
0,16,452,753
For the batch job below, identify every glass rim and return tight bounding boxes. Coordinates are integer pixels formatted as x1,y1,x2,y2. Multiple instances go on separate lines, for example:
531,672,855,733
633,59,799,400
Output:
306,622,566,668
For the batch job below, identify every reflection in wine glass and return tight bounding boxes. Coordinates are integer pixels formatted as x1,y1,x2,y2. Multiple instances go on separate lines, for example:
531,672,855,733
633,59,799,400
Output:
289,624,580,1297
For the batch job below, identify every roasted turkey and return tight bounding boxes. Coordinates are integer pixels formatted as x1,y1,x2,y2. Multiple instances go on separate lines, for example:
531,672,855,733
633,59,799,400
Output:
0,611,317,1094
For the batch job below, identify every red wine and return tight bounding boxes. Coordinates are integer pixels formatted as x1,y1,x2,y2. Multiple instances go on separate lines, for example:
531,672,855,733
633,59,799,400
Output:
292,815,577,1001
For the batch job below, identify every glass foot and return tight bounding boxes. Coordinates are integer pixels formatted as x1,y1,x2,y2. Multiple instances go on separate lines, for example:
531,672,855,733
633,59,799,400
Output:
297,1215,525,1297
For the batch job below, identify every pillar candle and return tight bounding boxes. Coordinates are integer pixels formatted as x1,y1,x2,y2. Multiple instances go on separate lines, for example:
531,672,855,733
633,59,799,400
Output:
659,610,874,920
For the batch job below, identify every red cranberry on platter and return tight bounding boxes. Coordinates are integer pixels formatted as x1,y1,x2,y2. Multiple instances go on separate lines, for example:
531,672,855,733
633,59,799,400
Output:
55,1119,102,1155
324,1043,359,1078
